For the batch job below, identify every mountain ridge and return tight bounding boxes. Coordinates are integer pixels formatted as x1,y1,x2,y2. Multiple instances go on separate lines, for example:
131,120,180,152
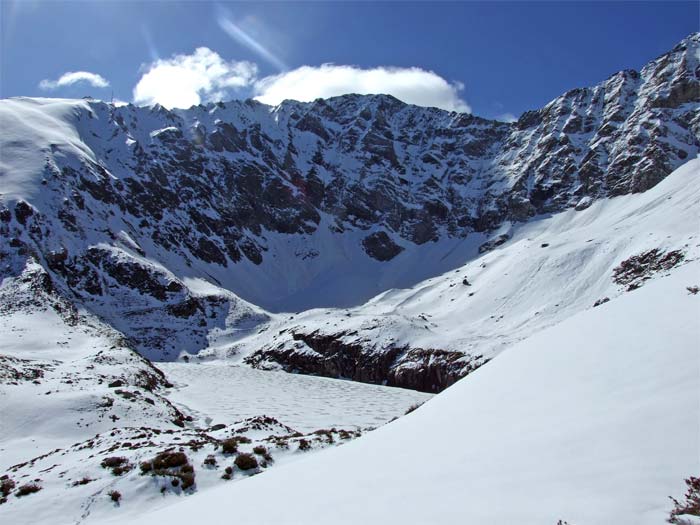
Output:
0,33,698,370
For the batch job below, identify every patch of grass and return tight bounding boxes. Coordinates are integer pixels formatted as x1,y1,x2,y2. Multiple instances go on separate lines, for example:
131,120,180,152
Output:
297,439,311,451
108,490,121,503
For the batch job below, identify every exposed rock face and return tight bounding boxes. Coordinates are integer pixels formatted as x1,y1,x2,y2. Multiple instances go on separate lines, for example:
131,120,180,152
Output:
0,34,698,364
612,249,686,291
361,231,404,261
245,330,487,393
478,234,510,254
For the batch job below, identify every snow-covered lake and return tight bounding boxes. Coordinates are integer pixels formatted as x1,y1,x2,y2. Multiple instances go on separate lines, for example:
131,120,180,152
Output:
159,362,432,432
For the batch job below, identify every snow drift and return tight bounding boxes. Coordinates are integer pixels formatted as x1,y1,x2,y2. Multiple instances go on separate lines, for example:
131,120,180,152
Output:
121,260,700,525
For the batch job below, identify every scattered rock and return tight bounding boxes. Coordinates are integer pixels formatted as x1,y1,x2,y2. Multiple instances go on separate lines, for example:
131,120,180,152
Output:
478,234,510,254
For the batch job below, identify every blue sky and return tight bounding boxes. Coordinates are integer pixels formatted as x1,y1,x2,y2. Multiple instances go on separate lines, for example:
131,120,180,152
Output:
1,1,697,120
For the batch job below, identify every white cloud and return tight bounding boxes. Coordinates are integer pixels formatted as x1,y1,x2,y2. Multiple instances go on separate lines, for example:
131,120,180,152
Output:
253,64,470,112
495,112,518,123
132,47,257,108
39,71,110,90
131,48,471,113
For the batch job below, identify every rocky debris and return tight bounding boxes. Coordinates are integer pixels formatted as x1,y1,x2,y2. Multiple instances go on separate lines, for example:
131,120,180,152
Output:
593,297,610,307
361,231,404,261
13,201,34,226
0,355,57,385
245,330,488,393
613,249,685,291
82,247,174,301
575,196,593,211
391,348,486,393
478,234,510,254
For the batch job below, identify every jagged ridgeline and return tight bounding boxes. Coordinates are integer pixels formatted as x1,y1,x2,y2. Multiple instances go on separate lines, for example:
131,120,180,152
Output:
1,33,698,367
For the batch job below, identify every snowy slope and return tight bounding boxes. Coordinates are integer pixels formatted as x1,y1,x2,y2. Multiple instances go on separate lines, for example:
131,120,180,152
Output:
0,259,428,524
0,260,181,472
121,260,700,525
236,157,700,391
0,306,427,524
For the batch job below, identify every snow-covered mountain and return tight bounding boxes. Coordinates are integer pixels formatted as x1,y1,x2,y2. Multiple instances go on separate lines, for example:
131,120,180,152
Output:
2,156,697,524
0,34,697,371
237,158,700,392
0,33,698,525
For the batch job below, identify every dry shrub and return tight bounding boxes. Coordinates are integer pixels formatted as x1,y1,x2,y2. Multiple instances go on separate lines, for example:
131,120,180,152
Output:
15,483,41,497
234,453,258,471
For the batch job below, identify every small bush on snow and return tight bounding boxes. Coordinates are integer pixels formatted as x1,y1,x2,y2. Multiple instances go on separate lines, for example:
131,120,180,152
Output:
101,456,133,476
234,453,258,471
221,438,238,454
405,402,425,415
668,476,700,524
140,450,196,490
1,476,16,497
15,483,41,497
252,445,273,461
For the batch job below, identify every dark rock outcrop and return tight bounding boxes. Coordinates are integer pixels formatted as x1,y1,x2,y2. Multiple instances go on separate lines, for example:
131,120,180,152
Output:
245,330,487,393
613,249,686,291
361,231,404,261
